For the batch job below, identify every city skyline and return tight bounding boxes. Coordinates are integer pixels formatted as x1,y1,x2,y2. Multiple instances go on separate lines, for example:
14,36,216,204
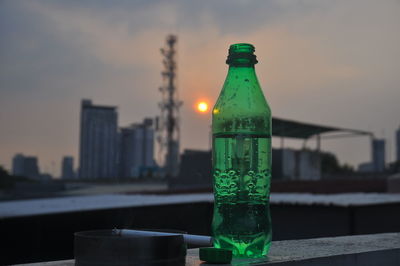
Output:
1,0,400,175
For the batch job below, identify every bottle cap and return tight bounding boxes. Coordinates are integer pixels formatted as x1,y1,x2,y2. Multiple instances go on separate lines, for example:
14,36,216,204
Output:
199,247,232,264
226,43,258,66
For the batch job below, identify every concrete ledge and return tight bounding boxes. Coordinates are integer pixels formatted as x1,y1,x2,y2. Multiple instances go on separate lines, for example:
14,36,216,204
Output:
221,232,400,265
19,233,400,266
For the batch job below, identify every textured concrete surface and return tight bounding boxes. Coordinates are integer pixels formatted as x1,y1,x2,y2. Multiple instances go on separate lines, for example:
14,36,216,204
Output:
18,233,400,266
187,232,400,265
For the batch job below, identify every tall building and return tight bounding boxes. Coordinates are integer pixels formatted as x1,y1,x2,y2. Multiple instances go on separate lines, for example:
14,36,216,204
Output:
79,99,118,179
12,154,25,176
119,118,155,177
61,156,74,179
12,154,40,179
396,126,400,162
372,138,385,172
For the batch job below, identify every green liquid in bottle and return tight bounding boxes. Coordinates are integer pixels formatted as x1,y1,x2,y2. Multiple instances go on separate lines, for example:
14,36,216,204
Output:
212,44,272,258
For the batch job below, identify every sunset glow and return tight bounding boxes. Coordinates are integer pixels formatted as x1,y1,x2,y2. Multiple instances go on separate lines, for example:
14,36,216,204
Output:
197,102,209,113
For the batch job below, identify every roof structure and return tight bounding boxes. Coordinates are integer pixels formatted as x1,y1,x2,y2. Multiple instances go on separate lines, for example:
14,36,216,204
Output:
272,117,372,139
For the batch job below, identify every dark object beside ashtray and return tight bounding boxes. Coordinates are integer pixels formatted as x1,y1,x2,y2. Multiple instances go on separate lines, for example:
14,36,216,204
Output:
74,229,186,266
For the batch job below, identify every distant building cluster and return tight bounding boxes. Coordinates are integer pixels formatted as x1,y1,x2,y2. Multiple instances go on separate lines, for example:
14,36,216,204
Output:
170,147,322,190
78,99,156,179
273,149,321,180
61,156,75,179
397,126,400,162
372,139,386,172
119,118,155,178
9,99,400,180
12,154,39,179
10,99,157,180
358,138,387,173
12,154,52,180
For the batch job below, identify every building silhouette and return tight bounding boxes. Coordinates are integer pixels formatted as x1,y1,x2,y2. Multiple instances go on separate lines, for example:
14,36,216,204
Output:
272,149,321,180
372,138,386,172
358,162,373,172
79,99,118,179
12,154,25,176
396,126,400,162
61,156,74,179
12,153,40,179
179,149,211,181
119,118,155,177
168,149,212,189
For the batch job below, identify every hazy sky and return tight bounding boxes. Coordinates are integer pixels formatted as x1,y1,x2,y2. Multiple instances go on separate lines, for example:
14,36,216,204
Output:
1,0,400,176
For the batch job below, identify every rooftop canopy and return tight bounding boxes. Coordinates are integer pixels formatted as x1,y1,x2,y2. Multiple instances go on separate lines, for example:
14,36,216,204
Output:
272,117,372,139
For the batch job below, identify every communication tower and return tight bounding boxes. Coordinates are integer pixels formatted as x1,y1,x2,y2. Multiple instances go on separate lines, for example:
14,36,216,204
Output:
157,35,183,177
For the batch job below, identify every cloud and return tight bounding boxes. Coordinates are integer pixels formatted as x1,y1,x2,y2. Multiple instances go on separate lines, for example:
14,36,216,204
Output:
24,1,175,68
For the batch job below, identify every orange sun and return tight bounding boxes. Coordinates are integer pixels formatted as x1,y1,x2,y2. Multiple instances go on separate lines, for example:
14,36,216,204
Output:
197,101,209,113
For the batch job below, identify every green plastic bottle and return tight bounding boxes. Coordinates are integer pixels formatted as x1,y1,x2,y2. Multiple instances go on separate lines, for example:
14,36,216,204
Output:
211,43,272,258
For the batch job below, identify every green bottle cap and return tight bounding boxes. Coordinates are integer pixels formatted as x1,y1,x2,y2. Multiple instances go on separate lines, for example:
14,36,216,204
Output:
199,247,232,264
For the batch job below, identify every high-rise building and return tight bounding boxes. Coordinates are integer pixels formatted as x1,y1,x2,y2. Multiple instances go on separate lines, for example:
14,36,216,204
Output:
79,99,118,179
372,138,385,172
61,156,74,179
12,154,40,179
119,118,155,177
12,154,25,176
396,126,400,162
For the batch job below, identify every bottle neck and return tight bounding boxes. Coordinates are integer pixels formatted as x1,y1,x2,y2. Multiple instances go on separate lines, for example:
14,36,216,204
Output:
226,65,258,81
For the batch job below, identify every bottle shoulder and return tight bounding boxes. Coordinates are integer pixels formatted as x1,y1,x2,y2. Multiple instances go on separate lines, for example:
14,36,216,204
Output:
212,87,271,134
213,80,271,116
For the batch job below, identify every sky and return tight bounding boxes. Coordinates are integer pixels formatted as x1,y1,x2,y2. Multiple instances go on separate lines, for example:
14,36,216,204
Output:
1,0,400,176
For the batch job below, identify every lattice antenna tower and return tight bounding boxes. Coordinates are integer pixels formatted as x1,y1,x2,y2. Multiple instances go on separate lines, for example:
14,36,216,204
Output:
156,35,183,177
